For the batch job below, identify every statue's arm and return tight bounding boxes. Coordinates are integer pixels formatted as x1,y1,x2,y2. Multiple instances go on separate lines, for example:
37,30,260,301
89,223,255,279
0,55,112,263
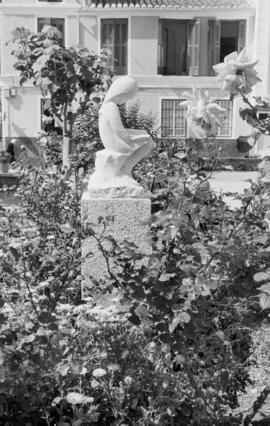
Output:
126,129,151,144
104,103,135,146
100,102,152,152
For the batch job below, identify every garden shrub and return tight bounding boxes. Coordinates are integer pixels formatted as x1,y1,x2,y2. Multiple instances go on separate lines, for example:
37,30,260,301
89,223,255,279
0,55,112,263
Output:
1,121,270,424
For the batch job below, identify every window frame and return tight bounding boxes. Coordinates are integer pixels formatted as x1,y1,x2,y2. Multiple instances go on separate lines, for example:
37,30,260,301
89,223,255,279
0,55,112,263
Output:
160,98,187,139
216,99,233,138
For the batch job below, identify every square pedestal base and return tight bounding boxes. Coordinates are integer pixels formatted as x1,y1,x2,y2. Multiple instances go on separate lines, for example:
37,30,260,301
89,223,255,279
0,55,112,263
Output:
81,193,151,297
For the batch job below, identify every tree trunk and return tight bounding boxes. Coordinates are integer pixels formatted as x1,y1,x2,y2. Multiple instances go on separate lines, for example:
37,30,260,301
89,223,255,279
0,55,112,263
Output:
62,135,71,169
62,111,73,170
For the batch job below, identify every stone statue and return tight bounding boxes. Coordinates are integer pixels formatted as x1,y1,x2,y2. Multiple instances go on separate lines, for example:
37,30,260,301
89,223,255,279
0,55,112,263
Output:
87,76,155,197
258,156,270,183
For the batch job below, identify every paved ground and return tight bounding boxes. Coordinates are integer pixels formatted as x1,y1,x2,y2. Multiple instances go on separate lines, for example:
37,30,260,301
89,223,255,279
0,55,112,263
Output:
210,171,259,193
209,171,259,209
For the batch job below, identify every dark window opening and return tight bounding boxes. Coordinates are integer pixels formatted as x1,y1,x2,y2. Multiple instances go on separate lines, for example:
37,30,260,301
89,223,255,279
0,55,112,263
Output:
37,18,65,45
41,99,63,135
101,19,128,75
158,18,246,77
158,20,189,76
220,21,246,62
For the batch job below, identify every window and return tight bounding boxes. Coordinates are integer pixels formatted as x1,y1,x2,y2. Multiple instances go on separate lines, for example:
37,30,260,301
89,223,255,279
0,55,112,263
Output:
220,21,246,63
37,18,65,45
161,99,186,138
158,20,188,76
216,100,233,137
158,19,246,76
101,19,128,75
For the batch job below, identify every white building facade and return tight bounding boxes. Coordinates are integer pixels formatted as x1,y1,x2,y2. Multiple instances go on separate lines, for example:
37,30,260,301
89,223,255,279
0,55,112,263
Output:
0,0,268,156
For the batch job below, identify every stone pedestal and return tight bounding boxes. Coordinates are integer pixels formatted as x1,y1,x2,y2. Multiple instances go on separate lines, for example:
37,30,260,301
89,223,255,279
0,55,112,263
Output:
81,191,151,297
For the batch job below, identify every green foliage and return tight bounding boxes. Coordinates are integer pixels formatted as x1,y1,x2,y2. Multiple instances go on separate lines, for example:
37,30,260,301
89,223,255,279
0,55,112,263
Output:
10,26,109,167
1,143,270,424
120,102,157,139
0,151,11,164
10,26,107,109
99,143,270,423
71,101,103,172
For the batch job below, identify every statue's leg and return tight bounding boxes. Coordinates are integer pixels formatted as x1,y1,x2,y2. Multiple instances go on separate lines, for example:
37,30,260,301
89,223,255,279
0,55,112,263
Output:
88,149,129,189
121,140,155,175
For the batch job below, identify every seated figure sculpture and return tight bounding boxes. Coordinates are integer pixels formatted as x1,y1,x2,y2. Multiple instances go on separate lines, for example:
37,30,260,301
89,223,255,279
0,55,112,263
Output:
88,76,155,196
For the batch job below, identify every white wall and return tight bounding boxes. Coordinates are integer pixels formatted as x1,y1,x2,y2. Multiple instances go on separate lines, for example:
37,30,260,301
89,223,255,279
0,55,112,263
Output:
253,0,270,96
133,86,251,139
0,14,35,75
3,87,41,138
129,16,158,76
78,15,98,53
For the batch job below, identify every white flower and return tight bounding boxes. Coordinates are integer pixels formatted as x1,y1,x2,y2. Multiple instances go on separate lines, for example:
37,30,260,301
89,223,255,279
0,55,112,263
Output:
124,376,133,386
213,49,261,95
65,392,94,405
181,88,226,137
108,363,120,372
92,368,107,378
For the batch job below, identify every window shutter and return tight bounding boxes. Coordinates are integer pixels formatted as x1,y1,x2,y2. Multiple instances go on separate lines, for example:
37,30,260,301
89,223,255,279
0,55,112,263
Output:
188,20,200,76
214,21,221,66
101,20,114,70
114,20,127,75
158,20,167,74
238,20,246,52
208,20,220,75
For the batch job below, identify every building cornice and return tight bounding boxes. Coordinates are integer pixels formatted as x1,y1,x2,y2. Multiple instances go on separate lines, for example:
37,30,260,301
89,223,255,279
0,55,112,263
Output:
0,6,79,15
80,0,256,10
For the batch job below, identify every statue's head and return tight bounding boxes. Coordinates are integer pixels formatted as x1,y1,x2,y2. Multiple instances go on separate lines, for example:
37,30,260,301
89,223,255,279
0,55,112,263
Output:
258,155,270,180
103,76,138,105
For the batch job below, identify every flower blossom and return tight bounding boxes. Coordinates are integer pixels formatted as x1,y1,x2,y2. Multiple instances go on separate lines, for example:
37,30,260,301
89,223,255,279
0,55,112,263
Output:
180,88,226,138
65,392,94,405
213,49,261,95
92,368,107,378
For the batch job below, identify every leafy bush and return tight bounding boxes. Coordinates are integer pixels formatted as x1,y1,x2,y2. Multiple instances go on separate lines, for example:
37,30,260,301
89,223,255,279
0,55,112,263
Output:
71,101,103,173
120,102,157,138
2,122,270,424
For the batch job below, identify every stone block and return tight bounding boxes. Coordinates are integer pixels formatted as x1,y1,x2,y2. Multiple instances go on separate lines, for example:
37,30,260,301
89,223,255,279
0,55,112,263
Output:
81,192,151,297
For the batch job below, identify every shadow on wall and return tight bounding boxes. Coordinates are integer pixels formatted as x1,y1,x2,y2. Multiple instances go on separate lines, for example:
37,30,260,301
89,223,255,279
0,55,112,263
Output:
79,20,97,46
10,92,24,112
10,123,40,160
